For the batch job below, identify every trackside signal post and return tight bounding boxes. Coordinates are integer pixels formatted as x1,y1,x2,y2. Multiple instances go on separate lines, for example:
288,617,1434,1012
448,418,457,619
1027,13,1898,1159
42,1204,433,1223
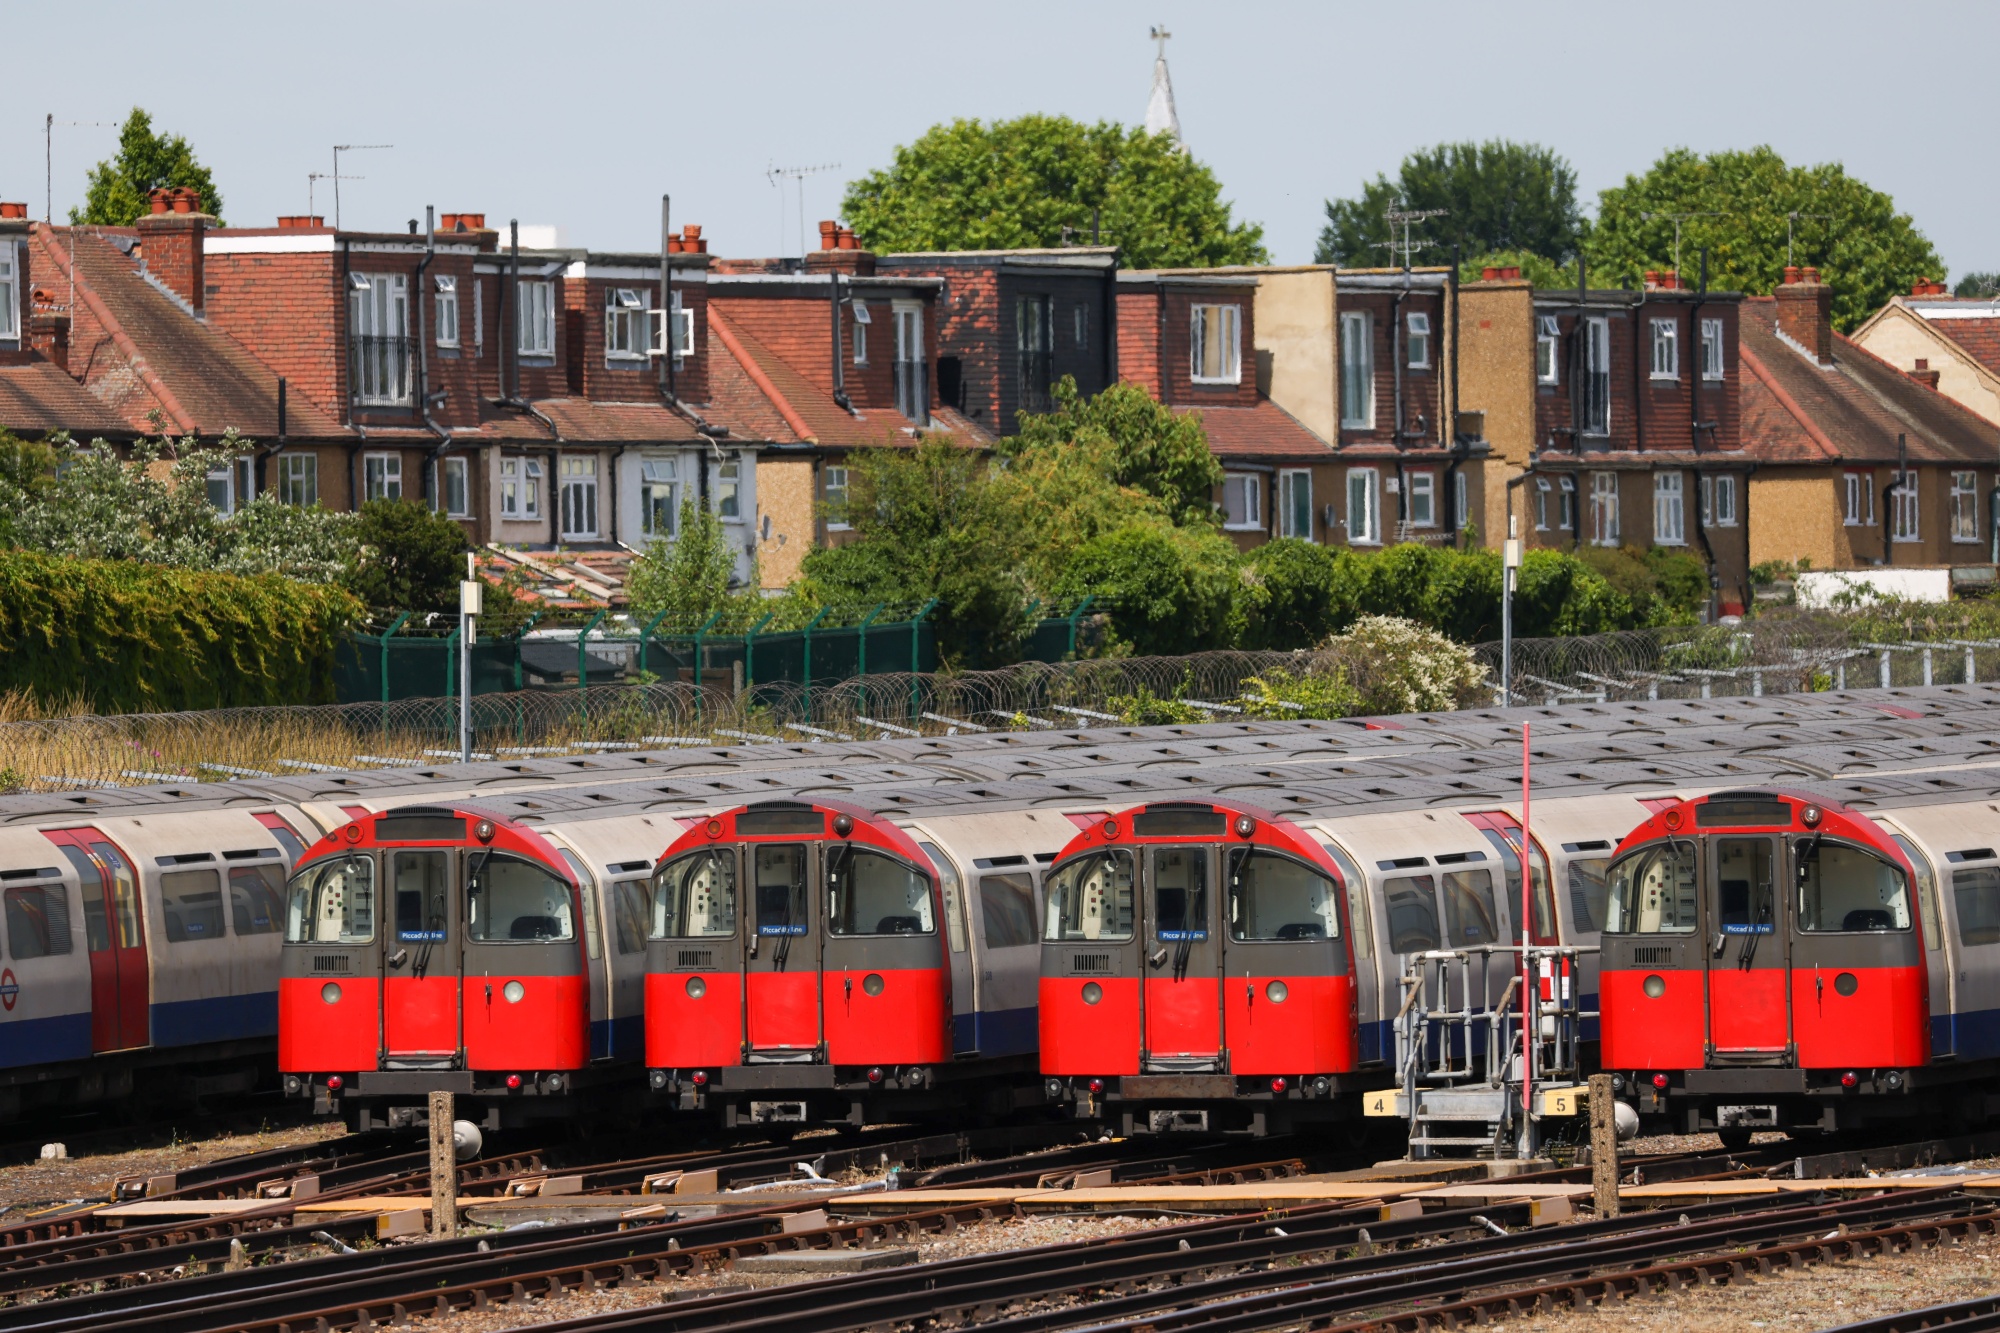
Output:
459,555,481,762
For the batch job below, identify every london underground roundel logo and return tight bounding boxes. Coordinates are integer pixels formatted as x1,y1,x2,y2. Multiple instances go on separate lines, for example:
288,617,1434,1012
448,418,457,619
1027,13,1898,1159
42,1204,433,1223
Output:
0,970,19,1011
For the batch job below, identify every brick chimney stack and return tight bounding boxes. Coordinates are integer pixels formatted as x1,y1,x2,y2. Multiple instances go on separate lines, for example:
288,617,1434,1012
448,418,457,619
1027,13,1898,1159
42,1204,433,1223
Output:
136,186,213,315
1909,357,1942,391
802,219,876,276
1774,264,1833,364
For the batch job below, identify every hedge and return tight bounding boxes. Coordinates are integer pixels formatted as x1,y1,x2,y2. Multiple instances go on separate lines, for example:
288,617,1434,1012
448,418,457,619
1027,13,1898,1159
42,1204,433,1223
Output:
0,550,363,712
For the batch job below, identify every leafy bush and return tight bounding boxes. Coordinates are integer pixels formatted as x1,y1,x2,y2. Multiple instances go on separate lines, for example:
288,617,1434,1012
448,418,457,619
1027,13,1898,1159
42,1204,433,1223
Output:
1006,379,1222,529
1320,615,1490,715
1243,539,1342,650
0,549,360,711
1576,545,1708,626
344,499,468,613
1055,523,1248,658
1239,665,1362,719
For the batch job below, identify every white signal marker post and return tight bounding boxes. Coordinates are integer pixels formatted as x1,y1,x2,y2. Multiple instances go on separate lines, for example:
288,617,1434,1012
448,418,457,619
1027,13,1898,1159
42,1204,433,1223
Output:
460,553,481,763
1500,533,1521,708
1520,719,1533,1158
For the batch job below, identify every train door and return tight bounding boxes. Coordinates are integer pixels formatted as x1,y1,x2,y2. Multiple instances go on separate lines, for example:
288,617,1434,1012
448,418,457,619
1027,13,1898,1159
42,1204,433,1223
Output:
381,848,460,1061
1142,845,1222,1066
43,830,148,1052
1705,834,1790,1057
744,842,820,1057
914,839,977,1055
1878,825,1952,1059
1317,837,1383,1065
554,850,612,1058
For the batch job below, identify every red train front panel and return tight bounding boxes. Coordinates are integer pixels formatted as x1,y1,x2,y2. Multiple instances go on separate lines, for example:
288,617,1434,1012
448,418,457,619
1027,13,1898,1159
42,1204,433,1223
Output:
278,805,592,1129
1039,800,1359,1134
646,800,950,1125
1598,789,1930,1139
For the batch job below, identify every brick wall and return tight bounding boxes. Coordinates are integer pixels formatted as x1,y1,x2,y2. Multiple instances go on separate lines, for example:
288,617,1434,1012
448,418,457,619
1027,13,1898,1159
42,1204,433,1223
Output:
564,274,710,404
1336,288,1445,445
1116,289,1161,397
713,287,937,418
1158,285,1259,408
203,251,343,419
1532,298,1741,455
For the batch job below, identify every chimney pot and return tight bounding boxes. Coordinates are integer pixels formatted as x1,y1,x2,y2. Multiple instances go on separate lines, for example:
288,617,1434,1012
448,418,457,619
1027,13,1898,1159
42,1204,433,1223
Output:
0,202,25,220
838,227,860,251
684,224,702,240
819,220,839,250
1782,265,1801,285
1803,266,1821,284
149,188,171,215
1480,266,1499,281
1915,358,1929,371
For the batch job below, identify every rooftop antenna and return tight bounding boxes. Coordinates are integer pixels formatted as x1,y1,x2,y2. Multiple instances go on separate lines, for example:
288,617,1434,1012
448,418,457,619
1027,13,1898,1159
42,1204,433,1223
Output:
1640,211,1723,281
331,143,392,229
1382,207,1448,270
45,115,117,223
765,161,840,258
1785,211,1834,269
308,171,363,220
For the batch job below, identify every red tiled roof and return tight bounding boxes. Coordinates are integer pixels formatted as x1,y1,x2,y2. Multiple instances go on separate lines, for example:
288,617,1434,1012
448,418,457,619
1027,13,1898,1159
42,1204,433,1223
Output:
0,361,133,436
708,310,931,447
528,399,704,443
1182,399,1333,459
1923,314,2000,379
1738,296,2000,466
33,227,343,440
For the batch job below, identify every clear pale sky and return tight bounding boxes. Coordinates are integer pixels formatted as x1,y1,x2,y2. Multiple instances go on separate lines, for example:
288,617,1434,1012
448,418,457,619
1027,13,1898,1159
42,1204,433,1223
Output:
6,0,1993,277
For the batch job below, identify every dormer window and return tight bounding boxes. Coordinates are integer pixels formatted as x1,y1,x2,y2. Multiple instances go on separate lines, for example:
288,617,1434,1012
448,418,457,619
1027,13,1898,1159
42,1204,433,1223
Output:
518,280,555,358
605,288,647,361
1406,312,1432,369
1191,303,1241,384
0,244,16,339
434,275,459,348
850,299,870,366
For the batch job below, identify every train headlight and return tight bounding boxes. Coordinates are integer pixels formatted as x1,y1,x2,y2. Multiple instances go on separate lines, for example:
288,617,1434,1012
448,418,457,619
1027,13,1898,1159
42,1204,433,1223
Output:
1046,1078,1065,1099
1611,1073,1626,1094
1801,805,1822,828
649,1069,670,1090
1101,820,1119,840
544,1073,565,1093
1311,1076,1332,1098
902,1067,927,1089
1081,982,1103,1005
863,973,885,997
1266,980,1288,1003
1886,1070,1905,1090
474,819,496,843
685,976,706,999
503,980,525,1004
284,1075,302,1095
342,823,363,844
1234,814,1256,838
833,814,855,837
1643,975,1665,999
321,982,342,1004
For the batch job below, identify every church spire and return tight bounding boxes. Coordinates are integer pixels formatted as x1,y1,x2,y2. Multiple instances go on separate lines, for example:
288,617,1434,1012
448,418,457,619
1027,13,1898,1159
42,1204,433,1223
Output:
1144,25,1182,147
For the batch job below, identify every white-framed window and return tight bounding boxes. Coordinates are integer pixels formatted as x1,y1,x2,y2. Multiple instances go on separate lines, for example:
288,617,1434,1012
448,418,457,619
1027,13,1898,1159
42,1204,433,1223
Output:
1701,317,1724,380
1700,474,1739,527
849,300,869,365
559,454,599,539
1278,469,1313,539
519,279,555,357
1190,303,1242,384
1454,471,1469,529
434,275,459,348
1559,474,1576,531
1582,316,1611,435
892,302,926,424
717,458,742,521
1843,471,1873,527
1654,471,1685,545
1892,473,1920,543
500,456,543,520
0,244,17,339
1650,318,1679,380
1589,470,1619,546
823,465,851,531
1221,472,1262,530
205,457,253,515
1406,311,1432,369
473,279,484,357
605,288,648,360
1340,310,1373,428
1346,467,1381,545
1074,304,1089,349
640,454,678,537
1535,477,1551,531
1407,470,1437,527
441,456,469,518
277,453,317,507
1953,471,1979,543
348,272,411,405
667,290,694,358
1535,314,1559,385
363,452,403,503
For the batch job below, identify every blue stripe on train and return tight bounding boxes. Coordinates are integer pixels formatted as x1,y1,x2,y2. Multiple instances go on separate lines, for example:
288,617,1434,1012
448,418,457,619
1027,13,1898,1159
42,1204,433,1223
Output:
590,1014,645,1061
954,1006,1037,1058
0,1011,93,1068
149,991,277,1049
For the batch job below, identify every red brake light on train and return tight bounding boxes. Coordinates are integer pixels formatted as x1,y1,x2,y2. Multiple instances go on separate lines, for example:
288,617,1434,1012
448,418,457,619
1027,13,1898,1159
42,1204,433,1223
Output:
1087,1078,1105,1094
1841,1071,1859,1089
704,819,723,839
1661,809,1683,831
691,1070,708,1086
1652,1073,1668,1090
325,1075,342,1091
505,1074,522,1090
1270,1077,1287,1093
342,824,362,843
867,1067,884,1084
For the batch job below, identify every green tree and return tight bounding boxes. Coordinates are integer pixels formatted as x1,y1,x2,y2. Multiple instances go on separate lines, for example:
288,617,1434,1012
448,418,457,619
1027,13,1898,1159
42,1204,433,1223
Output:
1005,378,1221,528
1588,147,1942,332
342,499,466,613
73,108,225,226
842,115,1265,269
1052,522,1247,657
1956,272,2000,299
626,499,750,631
1317,140,1583,269
1242,538,1341,650
800,437,1030,667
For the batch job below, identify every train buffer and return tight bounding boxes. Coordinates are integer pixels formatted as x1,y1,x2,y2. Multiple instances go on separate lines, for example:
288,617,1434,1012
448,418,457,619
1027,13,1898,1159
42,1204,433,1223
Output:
1367,945,1597,1160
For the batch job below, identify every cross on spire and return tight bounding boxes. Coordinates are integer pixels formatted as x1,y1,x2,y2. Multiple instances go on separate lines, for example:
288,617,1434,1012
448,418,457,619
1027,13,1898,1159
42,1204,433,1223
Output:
1151,24,1171,57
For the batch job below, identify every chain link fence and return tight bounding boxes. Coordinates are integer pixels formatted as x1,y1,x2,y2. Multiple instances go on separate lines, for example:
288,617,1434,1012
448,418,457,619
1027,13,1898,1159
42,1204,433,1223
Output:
9,618,2000,793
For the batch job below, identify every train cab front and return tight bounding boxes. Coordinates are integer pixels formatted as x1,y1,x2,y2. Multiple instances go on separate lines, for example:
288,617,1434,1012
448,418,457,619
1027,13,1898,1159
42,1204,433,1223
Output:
645,800,950,1128
278,805,596,1132
1599,789,1931,1146
1039,801,1358,1135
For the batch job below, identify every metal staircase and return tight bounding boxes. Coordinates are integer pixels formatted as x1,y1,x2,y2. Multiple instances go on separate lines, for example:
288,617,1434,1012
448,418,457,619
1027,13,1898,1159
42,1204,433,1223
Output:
1382,945,1595,1159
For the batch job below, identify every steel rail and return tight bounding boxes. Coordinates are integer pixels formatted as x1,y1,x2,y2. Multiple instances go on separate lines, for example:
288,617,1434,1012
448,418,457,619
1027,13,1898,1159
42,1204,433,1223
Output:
1824,1292,2000,1332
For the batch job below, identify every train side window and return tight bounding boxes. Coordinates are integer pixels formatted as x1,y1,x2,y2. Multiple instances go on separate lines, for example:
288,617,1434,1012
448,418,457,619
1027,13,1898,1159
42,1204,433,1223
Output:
57,848,111,952
1045,850,1135,942
1952,866,2000,946
919,842,968,954
1382,875,1441,954
610,878,649,954
753,846,808,938
651,850,737,939
1888,835,1942,951
1227,850,1339,941
160,869,226,942
284,856,376,943
977,873,1037,948
1320,842,1370,961
828,847,936,936
229,865,285,936
5,884,71,959
1604,841,1698,933
394,851,451,943
1795,840,1909,932
1476,830,1555,941
1441,870,1500,947
467,853,572,942
1567,859,1610,934
557,851,603,960
92,843,142,949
